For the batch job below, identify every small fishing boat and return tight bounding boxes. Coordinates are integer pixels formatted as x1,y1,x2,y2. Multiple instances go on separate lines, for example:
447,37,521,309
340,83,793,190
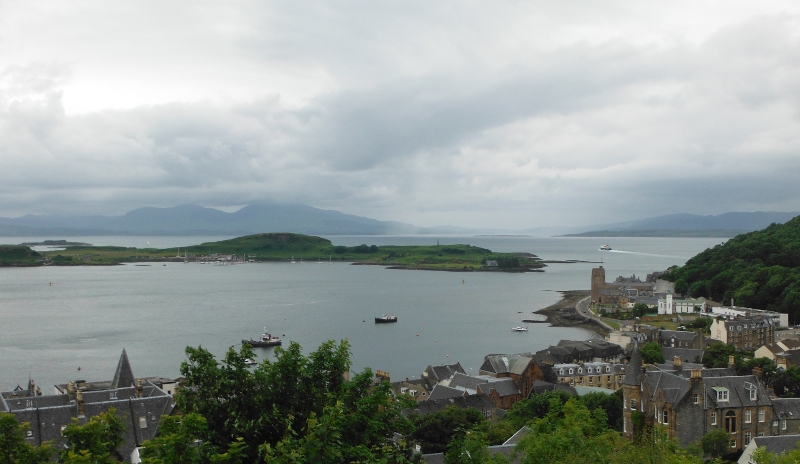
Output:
511,326,529,332
244,358,257,366
599,245,612,251
242,328,282,347
375,315,398,323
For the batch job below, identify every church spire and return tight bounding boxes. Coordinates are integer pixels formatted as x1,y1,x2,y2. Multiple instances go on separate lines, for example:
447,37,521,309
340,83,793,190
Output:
111,349,135,389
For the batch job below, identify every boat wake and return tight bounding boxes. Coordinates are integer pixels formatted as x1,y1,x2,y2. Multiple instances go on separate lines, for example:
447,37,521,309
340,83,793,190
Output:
605,249,688,259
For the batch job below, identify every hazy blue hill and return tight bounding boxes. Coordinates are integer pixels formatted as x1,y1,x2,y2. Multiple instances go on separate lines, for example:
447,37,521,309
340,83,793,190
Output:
566,211,800,237
0,204,427,236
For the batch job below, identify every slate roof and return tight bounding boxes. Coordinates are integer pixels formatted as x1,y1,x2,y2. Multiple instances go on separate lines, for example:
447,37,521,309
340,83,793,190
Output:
659,330,698,343
530,380,577,396
702,375,771,409
772,398,800,420
479,377,520,397
428,363,465,382
448,373,506,393
480,354,533,376
644,371,691,404
751,435,800,456
112,349,136,389
780,339,800,350
624,343,643,386
661,347,704,364
427,384,467,401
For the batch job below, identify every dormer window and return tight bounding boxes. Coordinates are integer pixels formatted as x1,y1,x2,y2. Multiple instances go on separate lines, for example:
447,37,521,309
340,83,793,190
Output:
559,369,564,375
578,368,583,374
606,367,611,373
714,387,729,402
750,389,757,401
569,368,574,375
587,368,593,374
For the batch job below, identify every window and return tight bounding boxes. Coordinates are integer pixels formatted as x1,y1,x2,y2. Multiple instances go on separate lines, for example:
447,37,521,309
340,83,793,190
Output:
630,399,637,410
587,367,592,374
663,410,668,424
110,392,117,399
711,411,717,425
725,411,737,433
745,410,751,423
750,388,757,401
773,420,779,427
730,439,737,448
606,367,611,373
26,430,33,438
759,408,766,422
759,432,765,437
60,425,67,436
569,368,574,374
559,369,564,375
715,387,729,402
693,394,699,404
782,419,787,430
745,432,751,445
139,416,148,429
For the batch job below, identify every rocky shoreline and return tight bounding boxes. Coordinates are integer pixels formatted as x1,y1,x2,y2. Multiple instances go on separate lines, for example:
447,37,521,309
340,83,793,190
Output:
535,289,609,336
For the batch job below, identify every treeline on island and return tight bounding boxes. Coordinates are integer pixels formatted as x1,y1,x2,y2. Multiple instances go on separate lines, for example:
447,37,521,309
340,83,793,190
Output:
7,340,799,464
0,233,543,271
665,215,800,323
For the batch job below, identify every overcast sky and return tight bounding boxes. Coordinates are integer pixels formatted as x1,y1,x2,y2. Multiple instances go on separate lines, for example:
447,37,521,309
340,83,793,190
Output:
2,1,800,229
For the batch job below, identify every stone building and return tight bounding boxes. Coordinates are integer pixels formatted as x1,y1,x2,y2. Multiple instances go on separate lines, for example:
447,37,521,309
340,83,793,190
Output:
591,266,656,306
711,316,776,350
553,362,626,390
623,344,773,452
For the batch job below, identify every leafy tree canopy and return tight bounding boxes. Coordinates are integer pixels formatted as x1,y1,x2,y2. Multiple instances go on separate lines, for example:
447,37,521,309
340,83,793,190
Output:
641,342,666,365
665,216,800,322
173,340,415,463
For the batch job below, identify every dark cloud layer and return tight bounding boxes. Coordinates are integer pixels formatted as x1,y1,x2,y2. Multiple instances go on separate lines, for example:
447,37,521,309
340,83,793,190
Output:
1,2,800,228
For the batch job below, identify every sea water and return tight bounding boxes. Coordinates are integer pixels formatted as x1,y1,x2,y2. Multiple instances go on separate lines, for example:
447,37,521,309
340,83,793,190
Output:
0,235,723,390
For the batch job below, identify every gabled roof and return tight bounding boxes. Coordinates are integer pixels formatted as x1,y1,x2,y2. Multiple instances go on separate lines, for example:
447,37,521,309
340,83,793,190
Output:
779,339,800,350
478,377,520,397
427,384,467,401
427,363,465,381
659,330,698,342
480,354,532,376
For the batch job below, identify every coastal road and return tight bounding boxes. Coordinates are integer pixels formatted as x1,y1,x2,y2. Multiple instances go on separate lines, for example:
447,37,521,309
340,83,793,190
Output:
576,296,615,332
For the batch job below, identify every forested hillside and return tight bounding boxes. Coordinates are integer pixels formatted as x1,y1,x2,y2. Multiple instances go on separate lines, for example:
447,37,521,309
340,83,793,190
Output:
667,215,800,322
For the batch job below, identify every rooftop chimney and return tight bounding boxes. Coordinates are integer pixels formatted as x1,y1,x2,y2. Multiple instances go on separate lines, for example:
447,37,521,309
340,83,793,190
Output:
728,355,736,370
76,390,85,417
674,356,683,373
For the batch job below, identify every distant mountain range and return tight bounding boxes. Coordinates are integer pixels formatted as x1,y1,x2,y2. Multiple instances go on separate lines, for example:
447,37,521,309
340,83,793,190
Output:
563,212,800,237
0,205,796,238
0,204,495,237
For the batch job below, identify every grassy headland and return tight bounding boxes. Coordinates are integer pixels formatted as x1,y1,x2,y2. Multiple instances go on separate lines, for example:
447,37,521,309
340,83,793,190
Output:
32,233,545,272
0,245,42,266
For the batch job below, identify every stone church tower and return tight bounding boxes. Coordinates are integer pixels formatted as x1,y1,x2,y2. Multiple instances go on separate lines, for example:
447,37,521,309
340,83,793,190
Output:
591,266,606,303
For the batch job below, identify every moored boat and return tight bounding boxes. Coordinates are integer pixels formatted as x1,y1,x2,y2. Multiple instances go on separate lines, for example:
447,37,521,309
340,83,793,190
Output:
375,315,398,323
242,328,282,347
511,326,528,332
599,245,612,251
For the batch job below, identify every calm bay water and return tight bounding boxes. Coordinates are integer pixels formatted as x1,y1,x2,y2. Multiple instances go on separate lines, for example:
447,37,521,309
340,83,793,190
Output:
0,235,724,391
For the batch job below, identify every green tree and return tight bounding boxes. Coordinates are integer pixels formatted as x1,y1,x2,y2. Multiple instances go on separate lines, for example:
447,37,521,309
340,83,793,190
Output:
641,342,665,364
140,413,247,464
173,340,414,463
512,398,620,464
410,406,486,454
699,427,730,459
701,342,740,368
675,279,689,296
60,409,125,463
0,413,54,464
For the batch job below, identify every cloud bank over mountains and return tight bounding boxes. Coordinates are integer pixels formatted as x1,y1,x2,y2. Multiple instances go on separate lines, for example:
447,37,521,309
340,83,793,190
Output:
1,1,800,229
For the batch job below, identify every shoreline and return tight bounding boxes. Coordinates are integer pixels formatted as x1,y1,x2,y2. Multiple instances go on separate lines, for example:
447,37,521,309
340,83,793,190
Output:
535,290,609,337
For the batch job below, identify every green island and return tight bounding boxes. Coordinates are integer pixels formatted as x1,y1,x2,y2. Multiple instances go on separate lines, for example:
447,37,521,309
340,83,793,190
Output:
0,233,545,272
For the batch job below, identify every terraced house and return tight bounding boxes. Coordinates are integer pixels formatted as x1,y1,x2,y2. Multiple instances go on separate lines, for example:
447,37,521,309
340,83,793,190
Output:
711,316,776,350
553,362,626,390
